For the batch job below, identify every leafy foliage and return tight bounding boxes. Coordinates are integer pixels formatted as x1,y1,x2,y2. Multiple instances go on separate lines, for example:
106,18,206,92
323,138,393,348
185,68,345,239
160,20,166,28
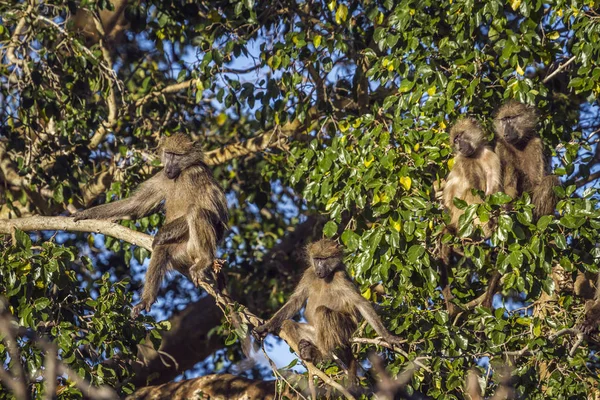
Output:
1,0,600,398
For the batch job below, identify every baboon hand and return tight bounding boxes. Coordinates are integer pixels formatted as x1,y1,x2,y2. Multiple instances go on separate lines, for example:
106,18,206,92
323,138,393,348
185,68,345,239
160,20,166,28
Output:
254,322,275,338
131,301,151,319
72,210,91,222
152,231,171,248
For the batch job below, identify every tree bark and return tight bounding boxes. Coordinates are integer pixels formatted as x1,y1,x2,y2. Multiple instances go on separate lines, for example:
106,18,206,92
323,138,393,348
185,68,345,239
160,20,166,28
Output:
127,374,277,400
132,296,223,387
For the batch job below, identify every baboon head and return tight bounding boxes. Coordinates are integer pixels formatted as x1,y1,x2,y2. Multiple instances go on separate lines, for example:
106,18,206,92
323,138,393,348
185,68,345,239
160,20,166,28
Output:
160,133,204,179
306,239,344,279
449,118,486,157
494,101,539,144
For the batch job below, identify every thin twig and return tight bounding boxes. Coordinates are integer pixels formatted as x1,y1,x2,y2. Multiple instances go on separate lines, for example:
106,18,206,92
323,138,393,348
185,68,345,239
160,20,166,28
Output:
352,337,431,373
542,56,577,84
260,344,307,400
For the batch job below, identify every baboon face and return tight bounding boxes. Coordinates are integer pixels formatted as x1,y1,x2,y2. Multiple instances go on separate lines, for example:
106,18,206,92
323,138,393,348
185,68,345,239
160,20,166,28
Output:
311,256,342,278
494,101,538,144
160,133,203,179
450,118,485,157
307,239,344,279
162,152,184,179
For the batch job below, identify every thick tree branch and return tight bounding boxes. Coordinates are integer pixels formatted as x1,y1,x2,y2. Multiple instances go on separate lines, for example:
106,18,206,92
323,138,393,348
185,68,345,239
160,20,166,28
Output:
575,171,600,188
0,216,153,250
127,374,277,400
0,140,25,187
6,2,34,68
205,130,287,165
204,106,319,165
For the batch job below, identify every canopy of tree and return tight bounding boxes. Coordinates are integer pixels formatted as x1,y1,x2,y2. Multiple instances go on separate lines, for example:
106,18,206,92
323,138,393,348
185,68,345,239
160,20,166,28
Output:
1,0,600,398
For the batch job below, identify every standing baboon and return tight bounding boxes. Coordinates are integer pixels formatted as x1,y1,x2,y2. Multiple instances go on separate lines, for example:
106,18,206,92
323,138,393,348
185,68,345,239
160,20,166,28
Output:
494,101,560,218
73,133,228,317
254,239,402,384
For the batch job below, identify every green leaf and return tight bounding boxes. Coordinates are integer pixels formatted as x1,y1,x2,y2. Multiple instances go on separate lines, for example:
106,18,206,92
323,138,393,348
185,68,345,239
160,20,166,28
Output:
407,245,425,263
323,221,337,237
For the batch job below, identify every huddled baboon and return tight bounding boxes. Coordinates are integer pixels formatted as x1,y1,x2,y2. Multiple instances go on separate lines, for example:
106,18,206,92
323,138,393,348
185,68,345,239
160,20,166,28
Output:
443,117,502,234
493,101,560,218
73,133,228,317
255,239,402,384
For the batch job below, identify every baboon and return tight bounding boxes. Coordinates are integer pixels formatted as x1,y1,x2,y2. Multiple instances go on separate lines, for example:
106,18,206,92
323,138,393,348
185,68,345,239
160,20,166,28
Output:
440,118,502,314
73,133,228,318
442,118,502,234
578,299,600,336
493,101,560,218
254,239,402,384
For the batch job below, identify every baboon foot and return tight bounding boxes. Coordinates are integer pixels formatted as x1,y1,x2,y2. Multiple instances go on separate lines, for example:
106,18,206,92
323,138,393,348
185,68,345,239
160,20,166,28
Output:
190,266,210,287
131,300,150,319
212,258,226,274
298,339,320,363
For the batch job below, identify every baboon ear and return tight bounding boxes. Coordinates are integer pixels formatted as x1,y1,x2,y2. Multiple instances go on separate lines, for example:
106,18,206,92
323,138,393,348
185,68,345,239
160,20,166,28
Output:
157,135,168,150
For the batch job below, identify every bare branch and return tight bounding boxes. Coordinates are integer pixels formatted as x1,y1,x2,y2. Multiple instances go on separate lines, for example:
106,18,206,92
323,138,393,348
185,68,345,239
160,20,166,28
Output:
352,337,431,373
6,2,34,67
0,216,153,251
127,373,277,400
205,130,286,165
88,17,118,149
134,79,199,107
0,140,25,187
0,318,29,400
542,56,577,84
575,171,600,188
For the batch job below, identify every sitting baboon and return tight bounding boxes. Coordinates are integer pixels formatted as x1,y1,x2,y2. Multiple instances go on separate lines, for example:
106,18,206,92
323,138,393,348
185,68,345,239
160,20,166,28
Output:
255,239,402,383
494,101,560,218
73,133,228,317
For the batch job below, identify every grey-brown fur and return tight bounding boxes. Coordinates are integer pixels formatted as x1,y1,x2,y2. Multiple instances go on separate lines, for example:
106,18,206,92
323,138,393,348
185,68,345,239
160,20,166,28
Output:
73,133,228,318
443,118,502,233
493,101,560,218
255,239,402,384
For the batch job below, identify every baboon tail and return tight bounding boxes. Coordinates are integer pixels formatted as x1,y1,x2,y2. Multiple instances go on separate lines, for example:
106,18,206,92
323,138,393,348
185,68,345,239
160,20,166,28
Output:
532,175,560,218
315,306,357,355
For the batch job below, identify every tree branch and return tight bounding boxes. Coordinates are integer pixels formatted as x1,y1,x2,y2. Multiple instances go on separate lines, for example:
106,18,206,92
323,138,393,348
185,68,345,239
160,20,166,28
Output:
543,56,577,84
89,17,118,149
134,79,199,107
6,2,34,68
0,216,153,250
352,337,431,372
575,171,600,188
127,373,278,400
